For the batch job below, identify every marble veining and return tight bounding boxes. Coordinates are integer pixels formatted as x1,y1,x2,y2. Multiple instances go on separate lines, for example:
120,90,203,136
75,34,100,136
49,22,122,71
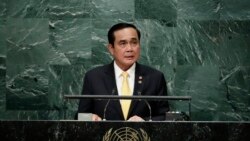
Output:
0,0,249,121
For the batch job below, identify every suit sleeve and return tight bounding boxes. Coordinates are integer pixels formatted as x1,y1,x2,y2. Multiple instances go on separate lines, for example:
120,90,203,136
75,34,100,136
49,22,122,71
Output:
76,73,93,117
151,73,170,120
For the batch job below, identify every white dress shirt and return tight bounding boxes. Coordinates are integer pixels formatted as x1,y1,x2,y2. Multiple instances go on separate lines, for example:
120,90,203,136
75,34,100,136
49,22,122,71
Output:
114,61,135,96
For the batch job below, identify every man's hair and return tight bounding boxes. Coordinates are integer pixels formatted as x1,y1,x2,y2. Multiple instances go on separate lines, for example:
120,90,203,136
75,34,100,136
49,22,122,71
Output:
108,22,141,45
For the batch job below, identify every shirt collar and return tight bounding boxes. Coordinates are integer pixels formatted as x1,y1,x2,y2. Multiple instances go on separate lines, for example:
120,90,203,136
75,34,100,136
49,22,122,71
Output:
114,61,136,78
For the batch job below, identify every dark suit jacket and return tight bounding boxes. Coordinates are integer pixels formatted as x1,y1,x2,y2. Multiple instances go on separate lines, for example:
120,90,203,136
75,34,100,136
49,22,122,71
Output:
77,62,169,121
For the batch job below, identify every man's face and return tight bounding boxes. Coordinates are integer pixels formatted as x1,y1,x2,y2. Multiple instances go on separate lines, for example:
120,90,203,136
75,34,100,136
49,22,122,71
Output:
108,27,140,71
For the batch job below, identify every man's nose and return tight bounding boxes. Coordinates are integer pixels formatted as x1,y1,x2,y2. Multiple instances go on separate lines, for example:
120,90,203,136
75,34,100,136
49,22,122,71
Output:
126,43,133,50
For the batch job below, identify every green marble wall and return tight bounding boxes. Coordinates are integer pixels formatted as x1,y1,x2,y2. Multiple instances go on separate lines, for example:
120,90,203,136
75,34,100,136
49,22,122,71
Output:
0,0,249,121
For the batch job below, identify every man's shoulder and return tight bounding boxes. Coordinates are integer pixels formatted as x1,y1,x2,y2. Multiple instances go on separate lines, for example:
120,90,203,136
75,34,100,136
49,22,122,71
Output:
137,63,163,74
85,64,110,75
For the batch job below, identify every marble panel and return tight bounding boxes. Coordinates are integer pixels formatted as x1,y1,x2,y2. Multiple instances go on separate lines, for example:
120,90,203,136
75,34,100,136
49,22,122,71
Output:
0,19,6,56
92,0,134,19
0,0,7,18
220,0,250,20
175,20,220,66
48,0,92,18
177,0,220,20
175,20,250,67
0,17,6,119
0,65,6,119
5,18,51,110
6,0,50,18
135,0,177,24
218,20,250,67
6,65,50,110
220,66,250,120
6,0,93,18
49,18,92,65
173,66,234,120
5,18,56,75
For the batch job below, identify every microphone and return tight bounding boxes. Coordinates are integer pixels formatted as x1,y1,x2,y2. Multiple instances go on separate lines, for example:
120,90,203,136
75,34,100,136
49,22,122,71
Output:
138,91,152,121
103,88,116,121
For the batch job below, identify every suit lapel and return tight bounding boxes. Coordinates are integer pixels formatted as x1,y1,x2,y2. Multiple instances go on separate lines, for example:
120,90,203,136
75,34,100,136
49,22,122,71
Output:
128,63,144,117
103,62,116,93
104,62,124,120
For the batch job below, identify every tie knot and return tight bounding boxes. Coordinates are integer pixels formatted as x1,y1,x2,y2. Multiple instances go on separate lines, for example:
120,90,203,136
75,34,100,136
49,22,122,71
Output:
122,72,129,78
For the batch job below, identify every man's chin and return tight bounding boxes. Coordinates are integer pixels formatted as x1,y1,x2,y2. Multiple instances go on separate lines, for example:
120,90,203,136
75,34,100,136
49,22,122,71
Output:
124,59,136,64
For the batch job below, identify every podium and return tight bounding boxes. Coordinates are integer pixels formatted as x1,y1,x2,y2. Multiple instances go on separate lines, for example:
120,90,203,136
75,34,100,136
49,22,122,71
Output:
1,120,250,141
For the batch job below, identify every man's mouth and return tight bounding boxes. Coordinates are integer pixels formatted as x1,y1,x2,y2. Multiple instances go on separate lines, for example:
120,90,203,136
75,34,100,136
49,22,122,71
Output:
125,56,134,59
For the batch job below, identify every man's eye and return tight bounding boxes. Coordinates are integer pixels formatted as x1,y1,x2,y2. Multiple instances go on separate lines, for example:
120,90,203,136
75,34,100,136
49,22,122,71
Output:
120,42,126,46
132,41,138,44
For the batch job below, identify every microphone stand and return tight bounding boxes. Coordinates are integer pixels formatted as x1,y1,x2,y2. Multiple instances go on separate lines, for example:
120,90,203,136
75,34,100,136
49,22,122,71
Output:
138,91,152,121
104,90,153,121
102,99,111,121
103,89,116,121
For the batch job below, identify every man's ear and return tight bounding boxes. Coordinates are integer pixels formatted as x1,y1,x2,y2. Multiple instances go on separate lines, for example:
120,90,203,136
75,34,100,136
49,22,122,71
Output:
107,44,114,55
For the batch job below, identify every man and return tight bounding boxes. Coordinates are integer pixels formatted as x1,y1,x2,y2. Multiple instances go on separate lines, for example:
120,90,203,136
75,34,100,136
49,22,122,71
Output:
77,23,169,121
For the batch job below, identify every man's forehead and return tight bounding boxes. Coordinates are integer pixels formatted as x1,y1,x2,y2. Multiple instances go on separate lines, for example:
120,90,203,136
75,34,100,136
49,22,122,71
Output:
114,27,137,34
114,28,139,40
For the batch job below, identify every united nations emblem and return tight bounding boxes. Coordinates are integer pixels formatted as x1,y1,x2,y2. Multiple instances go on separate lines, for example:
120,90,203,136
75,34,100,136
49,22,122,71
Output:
102,127,150,141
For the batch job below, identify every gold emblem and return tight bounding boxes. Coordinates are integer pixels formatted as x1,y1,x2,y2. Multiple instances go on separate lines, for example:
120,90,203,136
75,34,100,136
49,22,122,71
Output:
102,127,150,141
